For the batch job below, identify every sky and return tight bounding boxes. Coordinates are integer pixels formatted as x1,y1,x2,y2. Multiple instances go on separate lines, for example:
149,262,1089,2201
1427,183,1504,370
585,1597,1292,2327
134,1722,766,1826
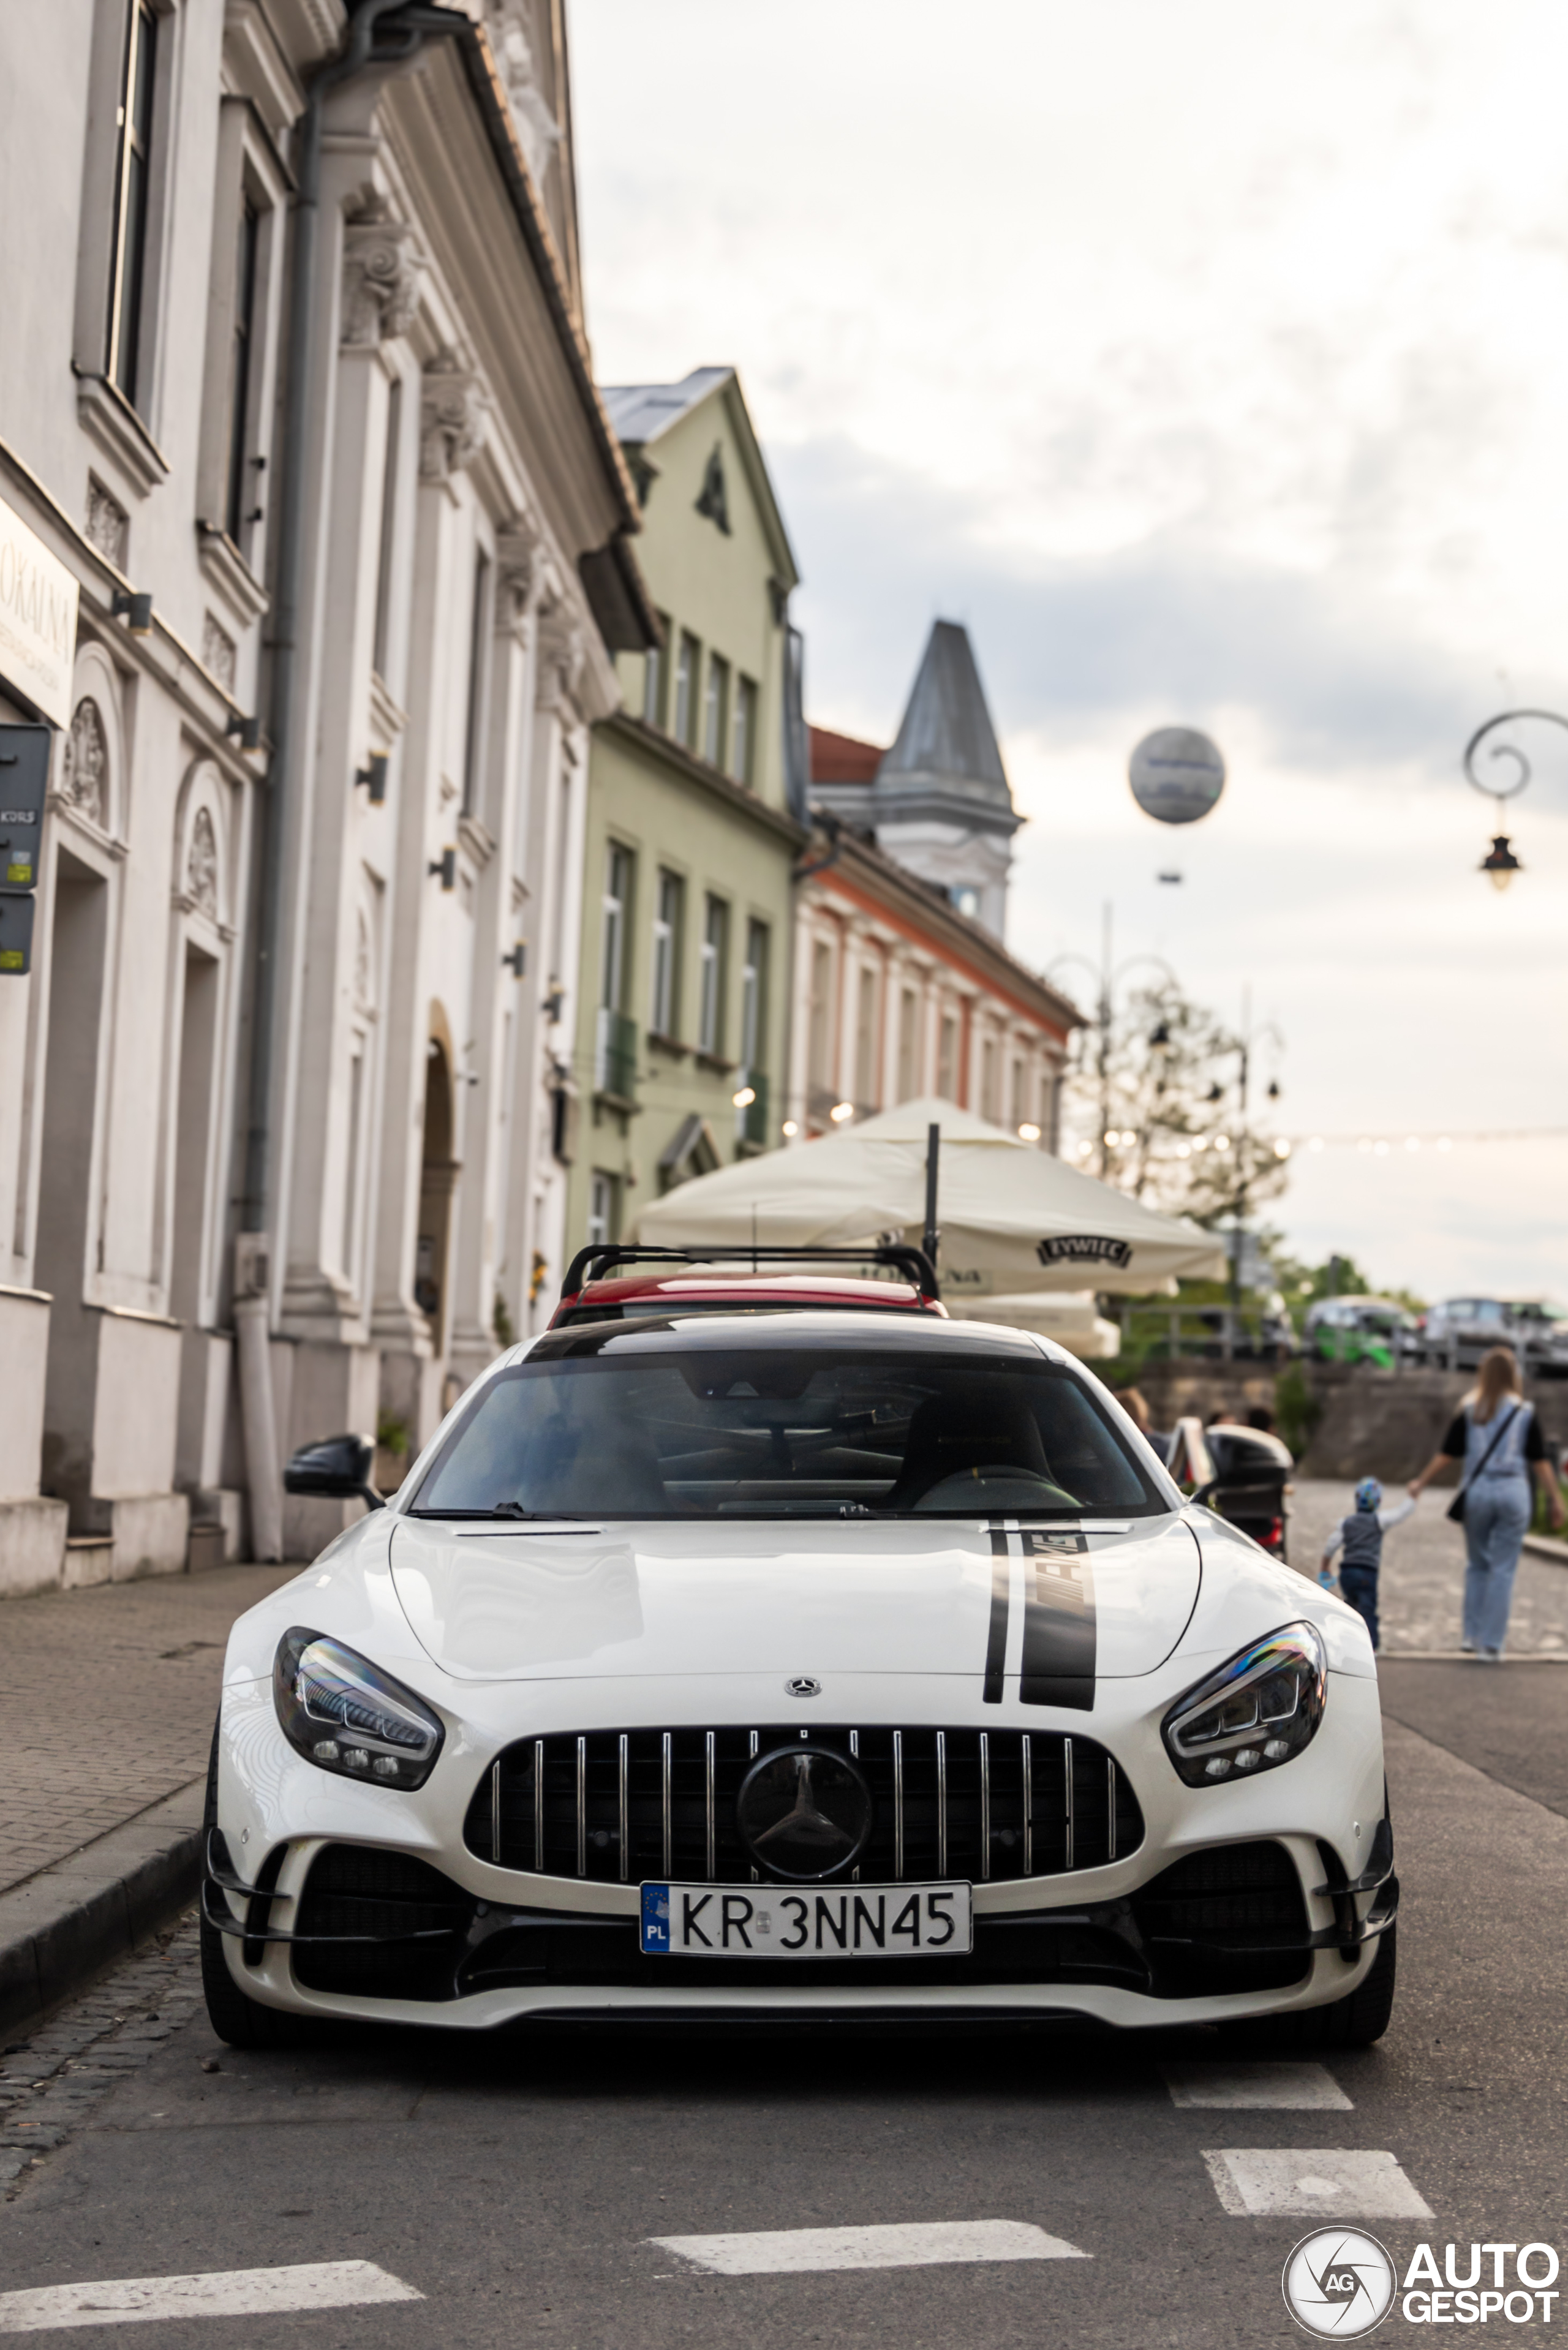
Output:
569,0,1568,1301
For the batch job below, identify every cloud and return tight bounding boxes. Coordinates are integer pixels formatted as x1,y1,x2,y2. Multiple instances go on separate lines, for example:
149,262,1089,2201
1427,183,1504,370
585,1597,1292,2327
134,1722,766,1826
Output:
775,436,1485,778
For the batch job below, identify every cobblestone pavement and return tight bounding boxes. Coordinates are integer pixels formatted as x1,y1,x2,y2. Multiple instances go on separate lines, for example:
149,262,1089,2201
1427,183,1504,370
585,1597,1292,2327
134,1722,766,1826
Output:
0,1911,202,2193
1284,1478,1568,1655
1,1568,298,1897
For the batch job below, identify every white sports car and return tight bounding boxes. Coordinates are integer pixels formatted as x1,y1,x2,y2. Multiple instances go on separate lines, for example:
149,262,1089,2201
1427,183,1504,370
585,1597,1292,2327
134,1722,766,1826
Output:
202,1311,1397,2045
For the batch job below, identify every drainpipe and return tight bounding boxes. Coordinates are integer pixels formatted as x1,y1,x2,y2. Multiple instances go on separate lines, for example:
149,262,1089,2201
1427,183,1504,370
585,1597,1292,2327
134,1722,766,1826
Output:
236,2,466,1560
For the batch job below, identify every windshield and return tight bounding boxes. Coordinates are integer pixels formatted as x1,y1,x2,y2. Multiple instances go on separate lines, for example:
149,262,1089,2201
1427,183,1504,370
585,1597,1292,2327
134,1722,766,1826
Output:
410,1341,1167,1520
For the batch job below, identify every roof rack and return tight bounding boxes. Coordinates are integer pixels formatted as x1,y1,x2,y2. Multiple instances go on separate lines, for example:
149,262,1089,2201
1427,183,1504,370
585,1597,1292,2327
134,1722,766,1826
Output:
558,1242,940,1306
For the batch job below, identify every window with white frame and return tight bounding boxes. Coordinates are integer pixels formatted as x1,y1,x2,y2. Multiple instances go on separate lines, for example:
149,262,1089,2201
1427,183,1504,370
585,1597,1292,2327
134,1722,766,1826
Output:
643,617,668,726
937,1011,957,1101
601,843,633,1011
674,631,699,747
897,986,919,1102
741,918,767,1073
107,0,158,405
651,868,682,1037
980,1034,998,1123
703,655,729,766
808,937,834,1092
698,894,727,1054
587,1170,617,1248
223,198,260,542
372,377,403,679
854,962,879,1109
731,675,758,783
462,548,492,817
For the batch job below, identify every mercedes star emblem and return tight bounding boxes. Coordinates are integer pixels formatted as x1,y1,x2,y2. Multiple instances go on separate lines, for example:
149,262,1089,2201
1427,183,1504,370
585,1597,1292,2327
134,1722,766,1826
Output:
785,1675,821,1698
736,1745,874,1881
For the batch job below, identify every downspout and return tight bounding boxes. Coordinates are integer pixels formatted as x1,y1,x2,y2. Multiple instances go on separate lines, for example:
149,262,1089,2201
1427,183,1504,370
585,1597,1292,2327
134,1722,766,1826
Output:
236,1,464,1561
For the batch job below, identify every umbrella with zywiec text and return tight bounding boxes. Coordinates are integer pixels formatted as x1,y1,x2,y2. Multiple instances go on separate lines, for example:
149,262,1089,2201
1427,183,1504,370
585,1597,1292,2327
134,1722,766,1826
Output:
633,1098,1226,1297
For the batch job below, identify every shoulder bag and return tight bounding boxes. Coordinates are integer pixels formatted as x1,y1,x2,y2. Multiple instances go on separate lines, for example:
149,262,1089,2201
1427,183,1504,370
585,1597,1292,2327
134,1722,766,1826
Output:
1445,1403,1520,1525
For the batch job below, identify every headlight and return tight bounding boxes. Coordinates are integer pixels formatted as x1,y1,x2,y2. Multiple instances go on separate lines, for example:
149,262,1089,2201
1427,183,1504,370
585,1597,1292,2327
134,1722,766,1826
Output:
273,1629,443,1790
1161,1621,1326,1787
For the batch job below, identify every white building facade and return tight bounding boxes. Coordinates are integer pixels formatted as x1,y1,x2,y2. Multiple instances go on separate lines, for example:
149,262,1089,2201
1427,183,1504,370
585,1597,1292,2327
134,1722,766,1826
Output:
0,0,652,1589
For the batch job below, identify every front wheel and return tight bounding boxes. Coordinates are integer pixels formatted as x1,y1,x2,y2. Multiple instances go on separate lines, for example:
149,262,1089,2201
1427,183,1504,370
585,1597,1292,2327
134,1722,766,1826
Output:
1219,1927,1397,2052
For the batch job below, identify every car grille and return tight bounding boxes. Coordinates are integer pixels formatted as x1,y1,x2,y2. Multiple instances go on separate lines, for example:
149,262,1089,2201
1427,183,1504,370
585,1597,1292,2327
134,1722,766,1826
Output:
462,1725,1144,1886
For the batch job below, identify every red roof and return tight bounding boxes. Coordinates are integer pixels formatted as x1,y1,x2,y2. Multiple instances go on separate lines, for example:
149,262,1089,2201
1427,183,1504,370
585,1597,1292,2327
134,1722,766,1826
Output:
809,725,883,786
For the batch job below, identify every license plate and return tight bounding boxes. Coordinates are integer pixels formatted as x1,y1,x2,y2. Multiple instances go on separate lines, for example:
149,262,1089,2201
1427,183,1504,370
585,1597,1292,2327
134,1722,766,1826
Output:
639,1881,973,1957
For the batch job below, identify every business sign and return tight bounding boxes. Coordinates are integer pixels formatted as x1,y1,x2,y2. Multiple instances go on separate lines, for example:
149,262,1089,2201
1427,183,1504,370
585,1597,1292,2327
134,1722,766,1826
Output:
0,888,36,974
1036,1234,1133,1270
0,492,79,729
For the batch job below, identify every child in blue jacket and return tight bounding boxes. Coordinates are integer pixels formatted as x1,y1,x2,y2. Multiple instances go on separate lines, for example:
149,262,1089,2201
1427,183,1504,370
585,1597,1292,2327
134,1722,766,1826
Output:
1319,1477,1414,1651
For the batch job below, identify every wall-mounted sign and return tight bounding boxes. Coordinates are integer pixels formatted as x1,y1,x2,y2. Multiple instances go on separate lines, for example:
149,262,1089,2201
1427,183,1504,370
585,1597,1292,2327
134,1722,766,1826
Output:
0,723,51,889
0,492,79,729
0,887,36,975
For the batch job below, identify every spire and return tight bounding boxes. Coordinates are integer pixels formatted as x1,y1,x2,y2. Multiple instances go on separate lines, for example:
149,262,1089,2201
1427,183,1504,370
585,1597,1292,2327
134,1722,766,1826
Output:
872,620,1018,832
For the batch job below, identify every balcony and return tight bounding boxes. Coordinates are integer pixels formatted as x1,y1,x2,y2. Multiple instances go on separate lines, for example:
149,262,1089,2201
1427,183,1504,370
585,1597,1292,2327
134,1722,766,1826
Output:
594,1006,638,1107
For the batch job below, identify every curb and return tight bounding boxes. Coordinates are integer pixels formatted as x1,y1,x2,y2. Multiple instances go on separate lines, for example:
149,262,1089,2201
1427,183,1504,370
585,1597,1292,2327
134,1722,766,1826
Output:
1522,1533,1568,1569
0,1780,205,2039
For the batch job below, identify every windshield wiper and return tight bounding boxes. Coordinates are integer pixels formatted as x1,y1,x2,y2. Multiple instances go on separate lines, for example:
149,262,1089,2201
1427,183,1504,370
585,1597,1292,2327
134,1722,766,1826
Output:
408,1504,581,1520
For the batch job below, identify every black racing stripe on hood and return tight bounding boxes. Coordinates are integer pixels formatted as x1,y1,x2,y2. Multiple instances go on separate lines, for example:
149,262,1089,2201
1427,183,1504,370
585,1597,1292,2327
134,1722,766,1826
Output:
982,1529,1009,1704
1018,1530,1095,1711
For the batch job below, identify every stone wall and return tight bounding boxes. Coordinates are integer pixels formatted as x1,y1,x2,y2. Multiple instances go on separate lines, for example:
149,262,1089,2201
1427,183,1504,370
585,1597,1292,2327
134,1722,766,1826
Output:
1115,1358,1568,1478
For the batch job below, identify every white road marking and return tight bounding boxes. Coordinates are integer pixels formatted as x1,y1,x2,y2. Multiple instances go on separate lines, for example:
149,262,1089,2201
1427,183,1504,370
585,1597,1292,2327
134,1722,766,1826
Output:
650,2220,1090,2275
1203,2149,1433,2218
1163,2062,1352,2110
0,2261,422,2333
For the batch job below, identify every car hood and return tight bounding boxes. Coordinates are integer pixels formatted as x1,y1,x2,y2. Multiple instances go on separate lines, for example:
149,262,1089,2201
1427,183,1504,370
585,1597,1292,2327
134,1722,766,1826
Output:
387,1512,1204,1685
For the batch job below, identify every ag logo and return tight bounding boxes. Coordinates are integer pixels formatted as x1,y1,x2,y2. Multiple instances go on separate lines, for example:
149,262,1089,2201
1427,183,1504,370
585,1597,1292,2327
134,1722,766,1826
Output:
1283,2229,1396,2338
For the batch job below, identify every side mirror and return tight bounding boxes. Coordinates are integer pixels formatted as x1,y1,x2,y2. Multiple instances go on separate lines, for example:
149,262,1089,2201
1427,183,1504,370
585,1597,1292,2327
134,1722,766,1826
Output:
283,1433,383,1511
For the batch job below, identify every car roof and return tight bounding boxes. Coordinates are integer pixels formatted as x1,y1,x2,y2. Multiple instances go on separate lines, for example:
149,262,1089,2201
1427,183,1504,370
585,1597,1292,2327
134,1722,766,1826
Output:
529,1306,1050,1362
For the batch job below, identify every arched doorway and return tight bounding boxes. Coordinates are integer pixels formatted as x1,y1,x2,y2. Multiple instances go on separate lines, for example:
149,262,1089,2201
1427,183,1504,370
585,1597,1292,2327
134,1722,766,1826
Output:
414,1039,458,1356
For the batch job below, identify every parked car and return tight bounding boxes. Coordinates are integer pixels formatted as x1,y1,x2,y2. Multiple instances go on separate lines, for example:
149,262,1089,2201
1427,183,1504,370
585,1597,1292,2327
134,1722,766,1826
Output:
206,1311,1393,2049
1302,1297,1420,1370
549,1245,946,1327
1415,1298,1568,1377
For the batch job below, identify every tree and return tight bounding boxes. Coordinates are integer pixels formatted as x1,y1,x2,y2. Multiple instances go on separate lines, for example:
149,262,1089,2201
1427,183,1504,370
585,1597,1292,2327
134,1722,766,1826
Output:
1061,977,1290,1229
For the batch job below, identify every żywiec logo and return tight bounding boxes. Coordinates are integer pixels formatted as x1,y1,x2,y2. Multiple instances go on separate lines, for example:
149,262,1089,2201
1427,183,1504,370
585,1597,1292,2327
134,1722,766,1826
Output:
1283,2231,1396,2338
1036,1234,1133,1270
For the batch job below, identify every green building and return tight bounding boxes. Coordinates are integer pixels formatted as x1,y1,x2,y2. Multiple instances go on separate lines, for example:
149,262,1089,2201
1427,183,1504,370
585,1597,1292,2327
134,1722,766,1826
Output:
562,369,805,1262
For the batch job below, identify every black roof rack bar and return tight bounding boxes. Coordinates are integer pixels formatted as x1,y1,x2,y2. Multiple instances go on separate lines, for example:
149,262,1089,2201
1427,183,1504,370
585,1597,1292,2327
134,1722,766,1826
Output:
559,1242,940,1305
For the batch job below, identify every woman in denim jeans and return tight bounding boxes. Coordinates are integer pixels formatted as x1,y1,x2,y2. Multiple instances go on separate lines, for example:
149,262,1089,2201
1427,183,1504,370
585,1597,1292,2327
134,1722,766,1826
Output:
1409,1347,1563,1658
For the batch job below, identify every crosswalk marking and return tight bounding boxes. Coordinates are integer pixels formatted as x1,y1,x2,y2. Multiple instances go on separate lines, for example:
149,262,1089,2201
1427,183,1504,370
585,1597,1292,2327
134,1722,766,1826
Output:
0,2262,422,2333
650,2220,1090,2275
1203,2149,1433,2218
1163,2062,1353,2110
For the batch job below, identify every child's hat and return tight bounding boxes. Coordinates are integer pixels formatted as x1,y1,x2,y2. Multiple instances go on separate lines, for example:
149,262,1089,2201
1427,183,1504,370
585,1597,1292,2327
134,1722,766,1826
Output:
1354,1476,1382,1511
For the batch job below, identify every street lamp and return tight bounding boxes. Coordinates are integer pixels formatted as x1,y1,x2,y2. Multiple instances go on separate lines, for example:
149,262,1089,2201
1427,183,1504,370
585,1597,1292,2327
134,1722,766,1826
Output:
1047,905,1175,1178
1462,709,1568,889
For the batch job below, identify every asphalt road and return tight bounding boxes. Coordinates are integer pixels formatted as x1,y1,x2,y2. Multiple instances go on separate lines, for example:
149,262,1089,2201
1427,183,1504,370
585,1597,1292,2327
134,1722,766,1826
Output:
3,1673,1566,2348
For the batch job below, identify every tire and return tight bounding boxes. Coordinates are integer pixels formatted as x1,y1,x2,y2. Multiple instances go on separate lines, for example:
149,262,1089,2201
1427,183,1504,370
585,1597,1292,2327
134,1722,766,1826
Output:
1310,1924,1397,2048
199,1715,294,2049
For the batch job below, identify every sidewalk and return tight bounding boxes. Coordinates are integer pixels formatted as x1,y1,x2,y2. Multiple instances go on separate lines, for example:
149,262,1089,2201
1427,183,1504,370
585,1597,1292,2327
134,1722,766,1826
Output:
0,1565,298,2033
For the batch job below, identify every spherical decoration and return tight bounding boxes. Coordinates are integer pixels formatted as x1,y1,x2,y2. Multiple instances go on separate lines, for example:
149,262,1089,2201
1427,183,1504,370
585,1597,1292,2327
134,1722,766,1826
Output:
1129,727,1226,826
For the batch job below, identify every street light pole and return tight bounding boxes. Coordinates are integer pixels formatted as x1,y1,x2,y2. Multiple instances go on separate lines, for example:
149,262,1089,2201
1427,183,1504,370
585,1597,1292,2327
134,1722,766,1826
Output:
1462,709,1568,888
1047,905,1175,1180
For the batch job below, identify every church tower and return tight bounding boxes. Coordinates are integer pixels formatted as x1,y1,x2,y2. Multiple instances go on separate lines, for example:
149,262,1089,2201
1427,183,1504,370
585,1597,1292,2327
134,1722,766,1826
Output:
868,621,1020,938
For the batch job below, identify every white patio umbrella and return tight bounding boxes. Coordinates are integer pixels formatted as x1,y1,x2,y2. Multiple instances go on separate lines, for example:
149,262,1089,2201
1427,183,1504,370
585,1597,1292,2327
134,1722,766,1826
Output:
631,1096,1226,1297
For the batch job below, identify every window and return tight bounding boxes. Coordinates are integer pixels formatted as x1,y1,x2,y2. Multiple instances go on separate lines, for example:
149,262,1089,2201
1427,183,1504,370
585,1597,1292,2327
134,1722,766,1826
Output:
937,1012,957,1101
643,620,668,726
651,869,682,1037
731,676,758,784
224,198,259,543
698,894,728,1054
980,1036,998,1123
952,885,981,921
108,0,157,403
1011,1055,1026,1131
601,843,633,1011
1039,1069,1056,1148
854,963,879,1109
411,1343,1167,1522
674,632,699,747
703,655,729,766
897,987,919,1102
372,378,403,678
741,919,768,1072
462,549,492,816
587,1171,617,1248
808,938,834,1092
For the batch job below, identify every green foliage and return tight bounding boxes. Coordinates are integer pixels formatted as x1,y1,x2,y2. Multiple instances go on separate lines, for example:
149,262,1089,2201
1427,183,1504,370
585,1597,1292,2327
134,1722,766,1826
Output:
1061,976,1288,1227
376,1410,411,1459
1273,1363,1323,1461
492,1290,516,1349
1265,1241,1427,1332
